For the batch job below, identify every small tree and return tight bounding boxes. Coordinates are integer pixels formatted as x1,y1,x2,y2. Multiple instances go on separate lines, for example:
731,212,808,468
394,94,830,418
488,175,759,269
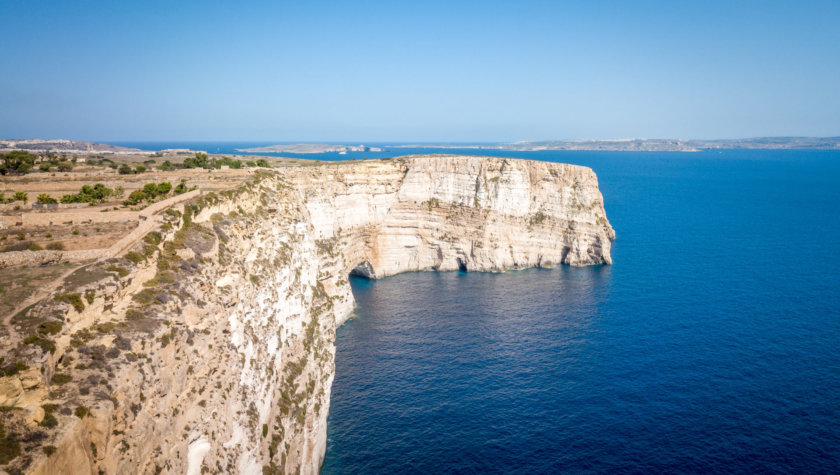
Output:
118,164,133,175
1,150,37,175
124,190,146,206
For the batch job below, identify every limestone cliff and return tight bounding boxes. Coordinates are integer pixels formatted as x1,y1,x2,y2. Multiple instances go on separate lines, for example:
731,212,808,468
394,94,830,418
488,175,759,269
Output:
0,156,613,474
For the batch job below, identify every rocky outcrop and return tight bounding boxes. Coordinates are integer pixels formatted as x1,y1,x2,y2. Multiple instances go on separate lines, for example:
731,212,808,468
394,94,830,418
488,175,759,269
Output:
0,156,612,474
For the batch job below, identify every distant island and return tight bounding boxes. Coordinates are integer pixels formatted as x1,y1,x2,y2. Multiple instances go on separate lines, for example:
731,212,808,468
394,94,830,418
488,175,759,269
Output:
393,137,840,152
236,144,384,154
0,139,141,154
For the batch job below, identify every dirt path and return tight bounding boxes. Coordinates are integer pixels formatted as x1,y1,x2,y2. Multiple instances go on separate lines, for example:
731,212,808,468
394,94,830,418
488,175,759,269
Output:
3,192,196,346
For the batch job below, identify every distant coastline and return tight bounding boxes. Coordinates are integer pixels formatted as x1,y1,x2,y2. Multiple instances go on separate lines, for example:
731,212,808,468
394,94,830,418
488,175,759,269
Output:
392,137,840,152
235,144,384,154
2,137,838,155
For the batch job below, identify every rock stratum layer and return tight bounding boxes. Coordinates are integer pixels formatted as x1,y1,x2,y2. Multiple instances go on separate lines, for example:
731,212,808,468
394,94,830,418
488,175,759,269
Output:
0,156,613,474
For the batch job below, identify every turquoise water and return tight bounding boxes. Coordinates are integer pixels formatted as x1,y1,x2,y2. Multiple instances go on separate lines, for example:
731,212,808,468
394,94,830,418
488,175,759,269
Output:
319,150,840,473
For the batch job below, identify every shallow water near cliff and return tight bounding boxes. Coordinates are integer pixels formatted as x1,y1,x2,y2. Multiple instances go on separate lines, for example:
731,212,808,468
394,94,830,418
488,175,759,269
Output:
322,150,840,473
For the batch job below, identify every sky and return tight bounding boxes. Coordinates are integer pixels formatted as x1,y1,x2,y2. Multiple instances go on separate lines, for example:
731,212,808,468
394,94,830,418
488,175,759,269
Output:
0,0,838,142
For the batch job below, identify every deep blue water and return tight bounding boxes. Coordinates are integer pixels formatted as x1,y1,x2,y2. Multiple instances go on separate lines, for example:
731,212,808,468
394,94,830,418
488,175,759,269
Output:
318,150,840,474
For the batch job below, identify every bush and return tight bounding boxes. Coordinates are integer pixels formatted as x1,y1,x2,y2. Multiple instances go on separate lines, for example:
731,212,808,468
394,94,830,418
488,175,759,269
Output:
118,164,133,175
124,190,147,206
27,242,44,251
0,420,22,464
183,152,210,169
13,191,27,203
125,252,145,264
61,183,115,204
106,265,130,277
37,193,58,204
74,406,90,418
55,293,85,312
143,232,162,245
135,164,147,173
43,445,57,456
51,373,72,385
142,183,158,196
37,321,62,335
256,159,270,167
40,404,59,429
23,334,56,353
46,242,65,250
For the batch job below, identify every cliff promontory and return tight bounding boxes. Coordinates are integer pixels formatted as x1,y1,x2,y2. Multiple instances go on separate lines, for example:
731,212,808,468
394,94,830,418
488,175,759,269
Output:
0,156,612,474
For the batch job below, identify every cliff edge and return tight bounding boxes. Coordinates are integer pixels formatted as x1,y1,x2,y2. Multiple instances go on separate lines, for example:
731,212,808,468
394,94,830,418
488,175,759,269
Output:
0,156,613,474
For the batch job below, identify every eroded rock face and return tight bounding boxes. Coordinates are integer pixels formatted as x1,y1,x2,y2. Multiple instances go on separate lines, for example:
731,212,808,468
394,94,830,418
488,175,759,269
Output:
3,156,612,474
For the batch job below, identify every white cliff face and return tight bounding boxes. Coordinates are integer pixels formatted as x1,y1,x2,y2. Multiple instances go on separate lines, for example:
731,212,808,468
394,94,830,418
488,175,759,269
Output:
4,156,612,475
302,155,613,280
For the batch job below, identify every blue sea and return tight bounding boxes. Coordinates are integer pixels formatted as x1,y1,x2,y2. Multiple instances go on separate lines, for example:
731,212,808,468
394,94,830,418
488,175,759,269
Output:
120,143,840,472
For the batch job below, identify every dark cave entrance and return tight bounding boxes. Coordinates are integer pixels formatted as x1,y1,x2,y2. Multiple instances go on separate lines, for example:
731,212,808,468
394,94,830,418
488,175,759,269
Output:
456,257,467,272
349,261,375,279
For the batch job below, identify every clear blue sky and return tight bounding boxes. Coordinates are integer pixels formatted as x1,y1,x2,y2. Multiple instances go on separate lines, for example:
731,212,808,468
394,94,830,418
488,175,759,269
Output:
1,0,838,142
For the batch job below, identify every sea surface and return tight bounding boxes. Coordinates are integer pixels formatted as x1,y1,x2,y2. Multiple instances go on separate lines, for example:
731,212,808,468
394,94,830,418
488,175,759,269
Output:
321,149,840,474
120,144,840,472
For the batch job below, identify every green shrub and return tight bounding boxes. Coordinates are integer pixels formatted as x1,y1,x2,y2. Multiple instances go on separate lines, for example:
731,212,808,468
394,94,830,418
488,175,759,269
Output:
106,265,130,277
60,183,115,204
55,293,85,312
0,420,22,464
143,232,162,245
51,373,72,385
37,193,58,204
125,252,145,264
27,242,44,251
124,190,146,206
46,242,65,251
94,322,116,333
37,320,62,335
23,334,56,353
43,445,57,456
74,406,90,418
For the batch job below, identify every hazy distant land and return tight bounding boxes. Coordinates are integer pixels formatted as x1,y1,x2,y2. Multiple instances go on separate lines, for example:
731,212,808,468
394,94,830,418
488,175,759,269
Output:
2,137,838,156
236,144,384,154
0,139,142,154
393,137,840,152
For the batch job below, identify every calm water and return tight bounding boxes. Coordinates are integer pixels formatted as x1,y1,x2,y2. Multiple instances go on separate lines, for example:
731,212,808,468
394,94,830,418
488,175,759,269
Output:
318,150,840,474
